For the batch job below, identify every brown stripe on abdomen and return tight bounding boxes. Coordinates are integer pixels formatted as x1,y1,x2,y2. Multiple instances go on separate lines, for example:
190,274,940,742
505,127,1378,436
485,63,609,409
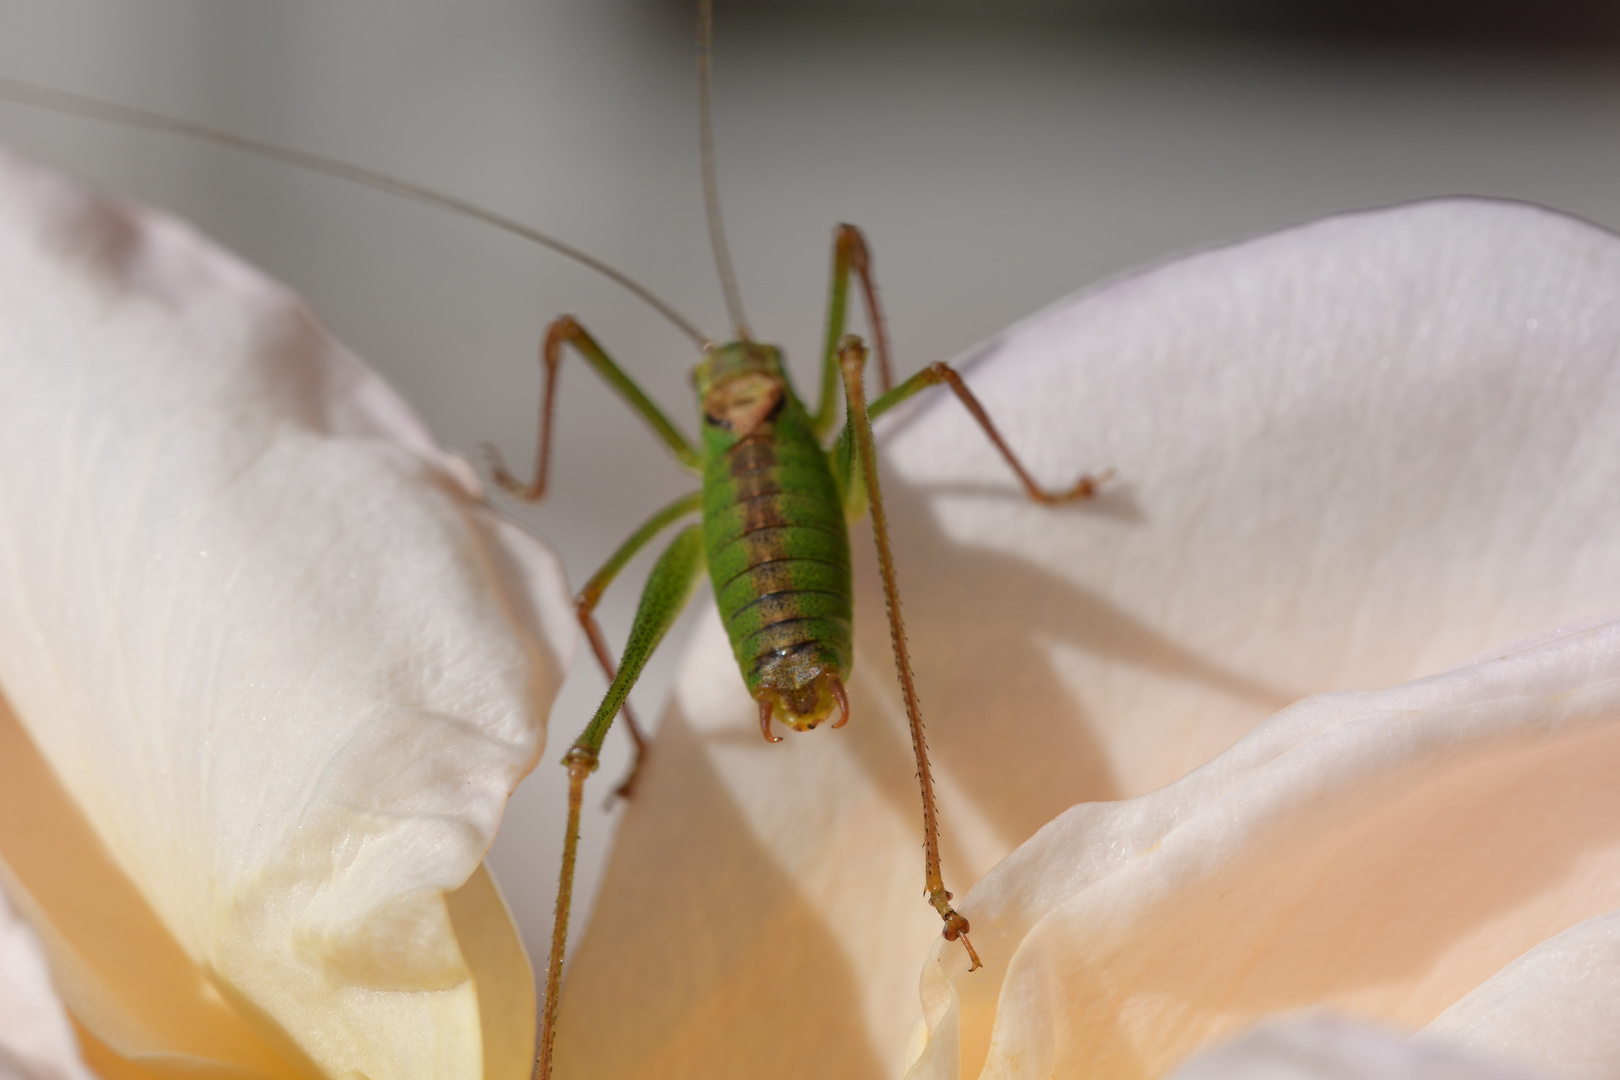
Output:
701,397,855,704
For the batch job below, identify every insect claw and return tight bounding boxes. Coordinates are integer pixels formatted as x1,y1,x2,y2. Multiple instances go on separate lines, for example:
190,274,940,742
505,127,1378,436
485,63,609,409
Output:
958,931,982,972
480,440,540,500
935,899,980,969
830,677,850,729
1060,467,1116,502
758,696,783,743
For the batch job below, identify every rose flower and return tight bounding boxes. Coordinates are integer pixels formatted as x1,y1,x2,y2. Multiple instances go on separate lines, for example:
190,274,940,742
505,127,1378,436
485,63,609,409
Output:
4,149,1620,1080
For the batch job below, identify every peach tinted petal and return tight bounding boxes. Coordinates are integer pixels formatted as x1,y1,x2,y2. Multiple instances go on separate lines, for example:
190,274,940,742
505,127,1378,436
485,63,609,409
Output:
0,148,572,1080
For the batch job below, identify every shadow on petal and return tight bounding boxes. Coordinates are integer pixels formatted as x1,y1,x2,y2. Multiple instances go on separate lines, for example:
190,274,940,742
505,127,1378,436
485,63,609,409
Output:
555,706,885,1080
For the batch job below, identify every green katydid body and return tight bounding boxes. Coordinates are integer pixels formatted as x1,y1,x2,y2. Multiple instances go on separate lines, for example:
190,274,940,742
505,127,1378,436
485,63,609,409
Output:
551,332,874,766
697,341,854,734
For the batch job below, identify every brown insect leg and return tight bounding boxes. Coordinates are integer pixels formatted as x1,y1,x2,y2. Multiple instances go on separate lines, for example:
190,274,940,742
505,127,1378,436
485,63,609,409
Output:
837,335,981,973
810,223,896,436
486,317,570,501
835,224,895,394
537,749,593,1080
485,317,703,501
917,362,1111,504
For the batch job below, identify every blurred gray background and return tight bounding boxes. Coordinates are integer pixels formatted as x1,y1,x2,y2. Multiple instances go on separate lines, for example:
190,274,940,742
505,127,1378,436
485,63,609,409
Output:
3,0,1620,976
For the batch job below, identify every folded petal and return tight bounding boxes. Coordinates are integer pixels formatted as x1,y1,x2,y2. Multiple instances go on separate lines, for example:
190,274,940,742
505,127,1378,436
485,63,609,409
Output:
1174,1015,1541,1080
1424,908,1620,1078
0,148,574,1080
0,878,96,1080
913,616,1620,1078
557,200,1620,1080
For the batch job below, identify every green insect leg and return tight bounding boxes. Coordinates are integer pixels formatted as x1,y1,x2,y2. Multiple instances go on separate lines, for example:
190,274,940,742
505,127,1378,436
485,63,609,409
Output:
810,224,895,438
835,335,981,972
537,524,708,1080
573,490,702,799
485,315,703,501
868,361,1113,504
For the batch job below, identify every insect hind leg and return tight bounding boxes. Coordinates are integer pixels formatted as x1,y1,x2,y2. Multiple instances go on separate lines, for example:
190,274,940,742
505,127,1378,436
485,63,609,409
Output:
835,334,980,972
576,607,650,801
810,224,895,437
567,490,703,800
537,524,708,1080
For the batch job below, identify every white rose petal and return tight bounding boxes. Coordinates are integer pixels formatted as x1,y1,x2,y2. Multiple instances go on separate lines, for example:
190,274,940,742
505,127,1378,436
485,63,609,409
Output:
0,148,574,1080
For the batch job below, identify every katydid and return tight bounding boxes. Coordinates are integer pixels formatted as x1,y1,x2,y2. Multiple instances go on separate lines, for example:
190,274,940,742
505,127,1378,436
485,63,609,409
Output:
488,6,1107,1074
0,5,1108,1075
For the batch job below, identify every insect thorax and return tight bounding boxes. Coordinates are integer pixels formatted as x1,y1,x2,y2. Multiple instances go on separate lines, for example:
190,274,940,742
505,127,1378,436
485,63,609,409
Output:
697,341,853,730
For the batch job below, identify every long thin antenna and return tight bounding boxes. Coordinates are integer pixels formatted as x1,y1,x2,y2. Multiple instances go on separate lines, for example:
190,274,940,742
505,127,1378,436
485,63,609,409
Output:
0,75,712,349
696,0,752,341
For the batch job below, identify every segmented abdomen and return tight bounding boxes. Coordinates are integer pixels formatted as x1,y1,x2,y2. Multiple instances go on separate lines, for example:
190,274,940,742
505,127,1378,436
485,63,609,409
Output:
702,412,852,699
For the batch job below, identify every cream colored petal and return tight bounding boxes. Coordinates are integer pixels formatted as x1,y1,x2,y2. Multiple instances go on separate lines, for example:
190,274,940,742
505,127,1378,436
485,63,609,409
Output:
0,879,96,1080
558,200,1620,1080
0,689,306,1080
1174,1015,1540,1080
0,148,572,1080
912,617,1620,1079
1423,909,1620,1078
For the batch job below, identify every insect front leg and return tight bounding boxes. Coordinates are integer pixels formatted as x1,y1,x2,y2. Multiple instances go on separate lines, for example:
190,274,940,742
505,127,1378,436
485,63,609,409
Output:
810,224,894,438
834,335,981,972
485,314,703,501
538,523,708,1080
868,361,1113,504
